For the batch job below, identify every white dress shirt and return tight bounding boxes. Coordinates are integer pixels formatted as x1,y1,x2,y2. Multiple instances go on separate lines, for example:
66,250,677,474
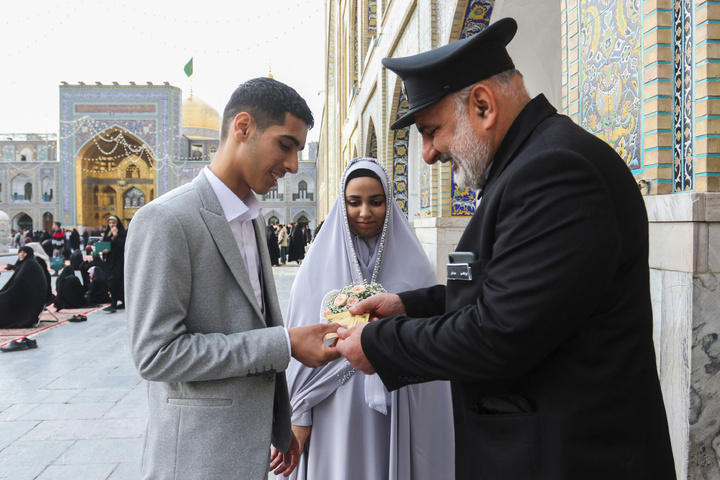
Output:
203,167,292,355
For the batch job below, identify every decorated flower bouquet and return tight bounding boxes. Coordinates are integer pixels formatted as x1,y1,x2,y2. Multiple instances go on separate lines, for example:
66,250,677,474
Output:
322,282,386,340
324,282,387,316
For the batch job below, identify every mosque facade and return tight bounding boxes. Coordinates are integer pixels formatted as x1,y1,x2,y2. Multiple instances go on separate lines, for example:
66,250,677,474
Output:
0,133,59,232
318,0,720,477
0,83,318,234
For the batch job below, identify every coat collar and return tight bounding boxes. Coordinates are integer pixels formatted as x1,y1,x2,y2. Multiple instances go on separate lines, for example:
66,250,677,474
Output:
484,94,557,192
193,171,267,323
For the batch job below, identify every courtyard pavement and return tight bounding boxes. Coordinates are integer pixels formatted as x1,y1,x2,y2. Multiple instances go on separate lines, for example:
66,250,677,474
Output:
0,255,299,480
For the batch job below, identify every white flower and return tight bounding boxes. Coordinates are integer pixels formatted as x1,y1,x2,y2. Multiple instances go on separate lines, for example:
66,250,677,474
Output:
334,294,348,307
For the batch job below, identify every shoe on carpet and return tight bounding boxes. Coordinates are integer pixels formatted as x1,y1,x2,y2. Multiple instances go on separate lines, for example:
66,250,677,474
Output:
68,314,87,322
0,338,37,352
103,305,117,313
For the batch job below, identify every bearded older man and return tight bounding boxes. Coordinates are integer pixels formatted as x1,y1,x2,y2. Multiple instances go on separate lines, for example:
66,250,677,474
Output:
336,17,676,480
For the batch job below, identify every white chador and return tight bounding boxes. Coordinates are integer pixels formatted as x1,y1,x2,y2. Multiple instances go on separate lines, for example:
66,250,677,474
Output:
276,158,455,480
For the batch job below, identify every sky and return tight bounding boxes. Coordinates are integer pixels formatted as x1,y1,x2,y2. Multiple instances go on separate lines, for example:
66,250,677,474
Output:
0,0,327,142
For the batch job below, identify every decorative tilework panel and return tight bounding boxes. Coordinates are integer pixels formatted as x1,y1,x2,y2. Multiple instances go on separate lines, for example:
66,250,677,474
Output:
451,0,494,216
75,119,158,153
579,0,642,170
460,0,493,37
354,1,359,85
393,95,410,215
673,0,693,192
369,0,377,38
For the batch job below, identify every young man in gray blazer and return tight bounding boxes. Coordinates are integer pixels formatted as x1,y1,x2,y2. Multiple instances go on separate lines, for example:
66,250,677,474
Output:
126,77,340,480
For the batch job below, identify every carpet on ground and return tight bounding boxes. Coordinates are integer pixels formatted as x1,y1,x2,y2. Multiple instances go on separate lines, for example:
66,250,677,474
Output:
0,262,108,346
0,305,106,347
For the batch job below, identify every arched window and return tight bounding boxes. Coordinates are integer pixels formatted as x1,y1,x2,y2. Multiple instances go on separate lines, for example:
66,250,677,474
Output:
11,174,31,201
124,187,146,208
298,181,308,200
24,182,32,201
126,164,140,179
101,186,115,207
42,176,53,202
267,186,279,200
268,216,279,225
93,185,99,206
20,147,33,162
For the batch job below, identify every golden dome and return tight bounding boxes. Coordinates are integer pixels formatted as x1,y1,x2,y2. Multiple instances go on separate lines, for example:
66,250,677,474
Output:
182,95,220,132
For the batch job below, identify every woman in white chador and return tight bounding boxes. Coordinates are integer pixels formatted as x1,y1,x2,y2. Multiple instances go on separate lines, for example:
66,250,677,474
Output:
274,157,454,480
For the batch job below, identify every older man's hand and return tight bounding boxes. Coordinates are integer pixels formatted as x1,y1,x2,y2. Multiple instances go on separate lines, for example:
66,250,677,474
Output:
348,292,405,322
336,323,375,374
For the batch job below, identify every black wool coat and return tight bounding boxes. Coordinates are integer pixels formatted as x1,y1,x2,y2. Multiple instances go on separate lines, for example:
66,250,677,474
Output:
361,95,676,479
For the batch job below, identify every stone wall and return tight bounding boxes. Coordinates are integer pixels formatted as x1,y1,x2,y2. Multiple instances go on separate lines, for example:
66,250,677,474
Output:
646,192,720,478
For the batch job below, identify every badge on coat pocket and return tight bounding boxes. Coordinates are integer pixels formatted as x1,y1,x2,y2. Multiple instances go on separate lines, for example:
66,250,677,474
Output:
447,251,476,281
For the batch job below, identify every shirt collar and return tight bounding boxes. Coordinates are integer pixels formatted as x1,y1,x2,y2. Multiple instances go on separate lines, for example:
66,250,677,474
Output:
204,166,261,223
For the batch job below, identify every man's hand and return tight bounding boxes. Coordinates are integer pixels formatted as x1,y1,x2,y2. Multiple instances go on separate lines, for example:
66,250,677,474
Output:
269,432,299,477
348,292,405,322
292,425,312,454
336,323,375,374
289,323,341,367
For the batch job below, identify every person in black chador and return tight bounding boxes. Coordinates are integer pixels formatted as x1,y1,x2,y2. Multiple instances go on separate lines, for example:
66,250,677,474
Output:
69,228,81,252
54,260,109,310
266,224,280,266
54,265,87,310
85,266,111,305
288,222,306,264
0,246,47,328
69,248,83,269
100,215,126,312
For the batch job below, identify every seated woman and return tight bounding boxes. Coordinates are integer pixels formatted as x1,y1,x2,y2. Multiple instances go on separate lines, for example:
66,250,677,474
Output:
69,249,84,270
0,246,48,329
54,266,89,311
272,158,454,480
84,266,110,305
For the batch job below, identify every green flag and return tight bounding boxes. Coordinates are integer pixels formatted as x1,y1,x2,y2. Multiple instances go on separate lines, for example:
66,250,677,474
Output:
184,57,193,77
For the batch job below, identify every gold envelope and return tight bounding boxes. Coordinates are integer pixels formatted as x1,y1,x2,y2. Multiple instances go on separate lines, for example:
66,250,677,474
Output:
323,312,369,341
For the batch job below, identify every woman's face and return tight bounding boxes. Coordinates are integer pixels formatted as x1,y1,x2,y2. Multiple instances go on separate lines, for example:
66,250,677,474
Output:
108,218,117,229
345,176,386,238
17,250,27,262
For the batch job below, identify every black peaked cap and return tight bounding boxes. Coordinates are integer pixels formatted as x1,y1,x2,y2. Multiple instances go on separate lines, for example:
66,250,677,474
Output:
383,17,518,130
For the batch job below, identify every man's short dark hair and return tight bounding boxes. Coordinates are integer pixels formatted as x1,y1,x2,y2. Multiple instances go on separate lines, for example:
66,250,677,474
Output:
221,77,314,143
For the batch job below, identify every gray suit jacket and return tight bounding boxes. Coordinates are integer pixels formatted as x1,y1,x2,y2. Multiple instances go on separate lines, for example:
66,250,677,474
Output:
126,171,292,480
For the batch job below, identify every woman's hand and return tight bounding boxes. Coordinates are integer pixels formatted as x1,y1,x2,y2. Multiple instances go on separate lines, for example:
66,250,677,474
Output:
269,431,300,477
292,424,312,454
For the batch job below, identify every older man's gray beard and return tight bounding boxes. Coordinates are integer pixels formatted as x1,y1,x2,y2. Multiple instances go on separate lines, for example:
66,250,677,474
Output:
439,113,494,190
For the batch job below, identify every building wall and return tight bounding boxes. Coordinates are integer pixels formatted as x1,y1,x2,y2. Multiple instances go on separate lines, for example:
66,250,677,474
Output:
0,135,60,231
562,1,720,476
259,156,318,229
